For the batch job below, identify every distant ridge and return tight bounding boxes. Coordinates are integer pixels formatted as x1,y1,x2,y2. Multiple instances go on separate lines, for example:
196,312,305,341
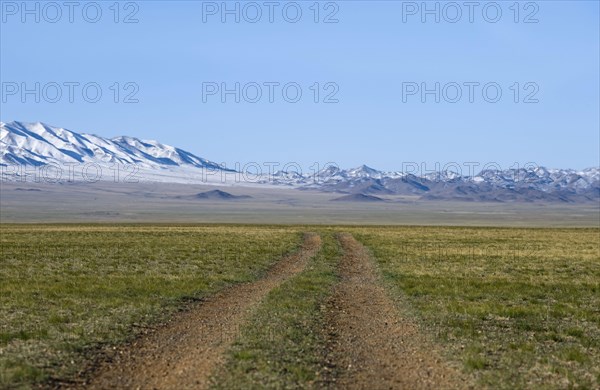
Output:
178,190,252,201
331,193,385,202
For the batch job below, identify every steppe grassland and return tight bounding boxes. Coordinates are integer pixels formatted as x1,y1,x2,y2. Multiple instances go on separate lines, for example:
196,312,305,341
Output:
1,224,599,389
0,225,302,386
350,226,600,388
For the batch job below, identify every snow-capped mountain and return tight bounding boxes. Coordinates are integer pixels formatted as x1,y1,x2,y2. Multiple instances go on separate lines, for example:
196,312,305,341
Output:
267,163,599,202
299,164,599,202
1,121,598,202
1,121,227,171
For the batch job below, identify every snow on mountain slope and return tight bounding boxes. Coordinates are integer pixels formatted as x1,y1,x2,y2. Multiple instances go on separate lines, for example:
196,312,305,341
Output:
1,120,598,202
1,121,228,171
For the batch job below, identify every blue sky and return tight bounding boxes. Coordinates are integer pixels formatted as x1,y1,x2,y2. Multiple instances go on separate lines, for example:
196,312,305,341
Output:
1,1,599,171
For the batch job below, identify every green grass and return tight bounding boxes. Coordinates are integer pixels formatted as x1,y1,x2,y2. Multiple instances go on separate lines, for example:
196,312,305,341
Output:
350,226,600,389
211,231,340,389
0,224,302,388
2,224,599,389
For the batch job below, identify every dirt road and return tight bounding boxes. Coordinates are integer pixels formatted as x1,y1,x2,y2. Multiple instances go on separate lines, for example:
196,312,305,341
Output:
79,233,321,390
323,233,466,389
72,232,467,389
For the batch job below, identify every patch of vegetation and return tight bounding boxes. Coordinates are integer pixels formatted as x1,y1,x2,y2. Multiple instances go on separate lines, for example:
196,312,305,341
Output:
0,224,302,388
3,224,598,389
351,226,600,389
212,231,339,389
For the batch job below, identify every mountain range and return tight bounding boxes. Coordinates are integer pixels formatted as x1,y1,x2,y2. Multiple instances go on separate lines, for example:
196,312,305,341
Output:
1,121,227,171
1,121,599,203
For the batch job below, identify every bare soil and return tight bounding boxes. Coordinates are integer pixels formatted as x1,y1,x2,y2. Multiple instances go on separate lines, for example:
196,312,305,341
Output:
73,233,321,390
323,233,467,389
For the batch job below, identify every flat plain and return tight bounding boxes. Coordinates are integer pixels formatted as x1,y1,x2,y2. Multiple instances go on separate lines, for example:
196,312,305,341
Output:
1,224,598,389
1,181,598,226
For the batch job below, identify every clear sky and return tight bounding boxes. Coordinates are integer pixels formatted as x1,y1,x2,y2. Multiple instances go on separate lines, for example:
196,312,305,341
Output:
1,1,599,172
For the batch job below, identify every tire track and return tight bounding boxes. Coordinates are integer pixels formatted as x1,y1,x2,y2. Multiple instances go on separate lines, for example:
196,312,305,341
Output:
323,233,466,389
77,233,321,390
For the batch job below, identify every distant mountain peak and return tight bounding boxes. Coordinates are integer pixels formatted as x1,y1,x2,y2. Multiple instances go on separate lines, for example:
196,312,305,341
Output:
348,164,380,175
